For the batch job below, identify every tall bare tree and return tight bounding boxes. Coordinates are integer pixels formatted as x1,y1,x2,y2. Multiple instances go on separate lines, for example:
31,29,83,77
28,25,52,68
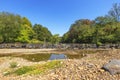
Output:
108,3,120,22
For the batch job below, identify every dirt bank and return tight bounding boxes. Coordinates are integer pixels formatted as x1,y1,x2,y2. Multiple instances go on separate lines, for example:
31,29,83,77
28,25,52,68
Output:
0,49,56,54
0,48,109,54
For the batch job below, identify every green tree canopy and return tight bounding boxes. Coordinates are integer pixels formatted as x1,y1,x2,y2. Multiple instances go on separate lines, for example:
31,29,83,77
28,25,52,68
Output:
51,34,61,44
0,12,52,43
62,19,94,43
0,12,21,43
33,24,52,42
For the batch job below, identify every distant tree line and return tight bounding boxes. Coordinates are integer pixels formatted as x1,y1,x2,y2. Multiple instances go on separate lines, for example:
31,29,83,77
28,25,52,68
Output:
0,3,120,45
0,12,60,44
61,3,120,46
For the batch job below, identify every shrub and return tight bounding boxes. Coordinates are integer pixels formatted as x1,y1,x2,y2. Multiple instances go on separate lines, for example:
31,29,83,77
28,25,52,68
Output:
10,62,18,68
14,66,35,75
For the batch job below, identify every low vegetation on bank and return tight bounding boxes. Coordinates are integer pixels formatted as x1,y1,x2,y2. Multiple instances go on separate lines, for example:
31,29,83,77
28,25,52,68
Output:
4,60,62,76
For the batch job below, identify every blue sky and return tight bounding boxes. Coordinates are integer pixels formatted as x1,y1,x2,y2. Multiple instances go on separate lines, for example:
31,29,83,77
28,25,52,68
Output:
0,0,120,36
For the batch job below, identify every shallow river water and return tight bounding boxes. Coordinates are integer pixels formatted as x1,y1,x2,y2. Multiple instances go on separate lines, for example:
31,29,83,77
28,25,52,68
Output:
0,53,83,62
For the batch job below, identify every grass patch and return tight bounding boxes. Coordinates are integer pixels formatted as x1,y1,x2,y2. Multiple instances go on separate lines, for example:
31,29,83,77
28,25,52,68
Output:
14,66,35,75
6,60,62,76
9,62,18,68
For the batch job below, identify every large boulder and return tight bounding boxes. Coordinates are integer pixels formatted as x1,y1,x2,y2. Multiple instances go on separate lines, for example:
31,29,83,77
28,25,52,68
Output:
102,59,120,75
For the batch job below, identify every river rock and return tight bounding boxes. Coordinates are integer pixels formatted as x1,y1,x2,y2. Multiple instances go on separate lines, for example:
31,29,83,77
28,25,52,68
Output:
102,59,120,75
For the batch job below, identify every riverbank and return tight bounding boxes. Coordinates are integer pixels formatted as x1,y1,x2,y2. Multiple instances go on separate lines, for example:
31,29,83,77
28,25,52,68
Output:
0,48,79,54
0,49,120,80
0,49,56,54
0,48,109,54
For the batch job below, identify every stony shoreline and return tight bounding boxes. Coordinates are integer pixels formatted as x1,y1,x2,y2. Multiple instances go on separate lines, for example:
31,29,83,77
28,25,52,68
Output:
0,49,120,80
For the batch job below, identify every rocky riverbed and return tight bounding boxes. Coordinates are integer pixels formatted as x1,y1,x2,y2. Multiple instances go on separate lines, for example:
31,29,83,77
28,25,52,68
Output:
0,49,120,80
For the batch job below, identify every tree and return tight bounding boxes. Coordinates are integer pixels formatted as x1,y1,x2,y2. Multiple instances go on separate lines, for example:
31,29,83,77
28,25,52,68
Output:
95,16,116,26
33,24,52,42
61,32,69,43
0,12,53,43
51,34,61,44
16,25,35,43
22,17,32,27
77,25,94,43
0,34,3,43
108,3,120,22
62,19,94,43
0,12,21,43
93,16,118,44
16,17,34,43
114,22,120,43
62,3,120,44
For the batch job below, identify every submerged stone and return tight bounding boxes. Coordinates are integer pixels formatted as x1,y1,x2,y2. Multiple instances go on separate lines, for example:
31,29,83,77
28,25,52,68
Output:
102,59,120,75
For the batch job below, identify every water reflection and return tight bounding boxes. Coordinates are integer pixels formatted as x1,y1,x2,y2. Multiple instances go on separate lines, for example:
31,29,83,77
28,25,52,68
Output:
49,54,67,60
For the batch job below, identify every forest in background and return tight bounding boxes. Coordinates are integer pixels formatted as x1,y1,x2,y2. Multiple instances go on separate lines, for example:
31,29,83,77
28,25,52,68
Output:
0,3,120,46
0,12,60,44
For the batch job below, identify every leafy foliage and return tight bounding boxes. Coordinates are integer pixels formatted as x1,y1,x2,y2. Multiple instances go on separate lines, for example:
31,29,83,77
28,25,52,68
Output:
0,12,52,43
33,24,52,42
51,34,61,44
62,3,120,44
0,12,21,43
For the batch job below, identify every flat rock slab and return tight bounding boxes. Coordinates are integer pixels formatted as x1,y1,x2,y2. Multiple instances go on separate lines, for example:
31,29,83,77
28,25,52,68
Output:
102,59,120,75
